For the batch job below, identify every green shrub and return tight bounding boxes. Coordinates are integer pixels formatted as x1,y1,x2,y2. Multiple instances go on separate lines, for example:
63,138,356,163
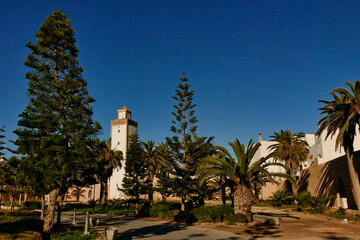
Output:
62,203,89,211
53,225,97,240
21,200,42,210
309,194,333,213
149,203,173,217
270,190,294,206
296,191,313,209
191,205,233,223
225,213,247,225
174,211,196,225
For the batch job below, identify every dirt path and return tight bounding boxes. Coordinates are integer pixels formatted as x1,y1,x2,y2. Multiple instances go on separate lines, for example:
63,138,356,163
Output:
197,206,360,239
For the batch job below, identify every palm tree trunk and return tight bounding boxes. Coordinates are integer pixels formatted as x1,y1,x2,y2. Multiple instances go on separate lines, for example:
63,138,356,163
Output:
103,181,109,210
41,195,45,219
345,146,360,210
290,168,298,196
234,185,253,222
221,176,226,205
99,180,104,204
43,188,60,240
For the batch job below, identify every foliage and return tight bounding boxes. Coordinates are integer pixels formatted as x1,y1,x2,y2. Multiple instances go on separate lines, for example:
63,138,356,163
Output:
0,210,42,238
52,225,97,240
268,130,309,195
21,200,42,210
270,190,294,207
191,205,233,223
317,80,360,209
225,213,248,225
70,186,86,202
0,126,7,157
13,9,101,236
296,191,313,208
310,194,334,213
121,134,148,212
164,73,203,211
142,140,161,202
97,138,122,204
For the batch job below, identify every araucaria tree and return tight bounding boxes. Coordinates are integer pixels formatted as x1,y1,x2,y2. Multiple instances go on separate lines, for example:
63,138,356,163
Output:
0,126,6,157
122,135,147,214
13,10,100,239
317,80,360,210
165,73,200,211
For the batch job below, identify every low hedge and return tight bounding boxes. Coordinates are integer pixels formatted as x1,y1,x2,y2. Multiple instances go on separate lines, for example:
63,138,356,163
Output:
21,201,42,210
191,205,234,223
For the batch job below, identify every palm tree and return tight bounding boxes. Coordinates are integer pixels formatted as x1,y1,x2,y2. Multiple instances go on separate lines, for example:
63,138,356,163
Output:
197,139,293,221
141,140,161,202
317,80,360,209
98,138,123,206
155,142,174,200
70,186,86,202
268,130,309,195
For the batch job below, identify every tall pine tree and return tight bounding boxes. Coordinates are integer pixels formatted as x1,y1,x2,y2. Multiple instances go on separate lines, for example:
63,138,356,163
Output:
0,126,6,157
13,10,100,239
122,134,148,214
165,73,200,211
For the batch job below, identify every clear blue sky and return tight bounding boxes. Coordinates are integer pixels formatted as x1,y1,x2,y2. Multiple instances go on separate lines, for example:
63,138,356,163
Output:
1,0,360,157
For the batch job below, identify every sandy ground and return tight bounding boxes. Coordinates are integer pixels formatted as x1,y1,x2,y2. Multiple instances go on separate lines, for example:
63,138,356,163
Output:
196,206,360,239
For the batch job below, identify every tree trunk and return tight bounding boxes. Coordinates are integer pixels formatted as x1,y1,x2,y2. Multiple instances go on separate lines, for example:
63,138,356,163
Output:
290,167,298,196
103,181,109,211
234,185,253,222
56,194,63,226
148,172,154,203
345,146,360,210
99,180,104,204
221,176,226,205
10,192,14,212
135,200,139,215
41,195,45,219
230,185,235,207
42,188,60,240
181,197,186,212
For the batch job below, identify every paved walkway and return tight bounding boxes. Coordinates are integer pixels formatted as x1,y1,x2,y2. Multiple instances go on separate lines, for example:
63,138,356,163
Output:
61,212,248,240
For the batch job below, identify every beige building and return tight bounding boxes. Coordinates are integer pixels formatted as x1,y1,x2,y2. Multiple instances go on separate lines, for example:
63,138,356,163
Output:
258,130,360,209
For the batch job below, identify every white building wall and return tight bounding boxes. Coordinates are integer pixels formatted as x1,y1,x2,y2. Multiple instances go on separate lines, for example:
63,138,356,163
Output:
108,107,138,199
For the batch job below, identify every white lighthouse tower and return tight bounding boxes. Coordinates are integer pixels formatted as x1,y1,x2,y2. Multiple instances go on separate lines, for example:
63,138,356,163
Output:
108,106,138,199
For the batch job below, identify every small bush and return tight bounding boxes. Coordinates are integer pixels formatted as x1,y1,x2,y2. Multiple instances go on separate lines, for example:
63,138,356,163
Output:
225,213,247,225
174,211,196,225
309,194,334,213
53,225,97,240
191,205,233,223
149,203,173,217
296,191,313,209
21,200,42,210
270,190,294,207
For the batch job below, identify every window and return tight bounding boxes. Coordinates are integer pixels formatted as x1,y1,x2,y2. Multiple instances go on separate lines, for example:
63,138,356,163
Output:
118,129,120,133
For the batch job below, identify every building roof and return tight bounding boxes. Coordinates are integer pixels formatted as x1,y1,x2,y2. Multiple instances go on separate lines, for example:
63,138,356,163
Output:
119,105,131,112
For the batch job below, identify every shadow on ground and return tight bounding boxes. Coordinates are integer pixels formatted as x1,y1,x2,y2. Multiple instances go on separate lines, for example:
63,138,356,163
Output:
116,222,188,240
245,223,282,239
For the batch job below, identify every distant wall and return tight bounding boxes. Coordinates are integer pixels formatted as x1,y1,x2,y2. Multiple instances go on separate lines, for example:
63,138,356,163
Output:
298,151,360,209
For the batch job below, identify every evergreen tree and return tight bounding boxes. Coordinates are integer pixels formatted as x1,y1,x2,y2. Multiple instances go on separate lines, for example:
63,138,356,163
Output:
165,73,208,211
13,10,100,239
122,134,147,214
0,126,5,157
